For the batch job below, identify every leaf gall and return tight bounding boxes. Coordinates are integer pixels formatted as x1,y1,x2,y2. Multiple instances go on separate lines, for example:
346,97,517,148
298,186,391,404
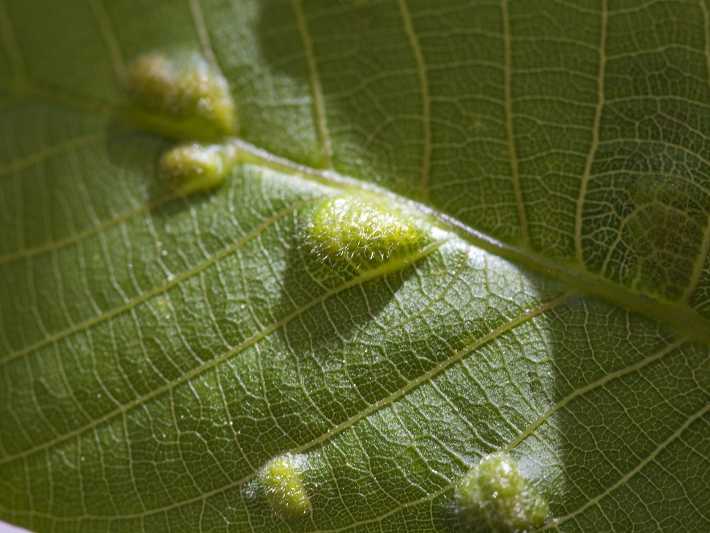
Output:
259,453,312,520
159,142,236,195
455,453,549,532
305,195,421,270
124,51,236,139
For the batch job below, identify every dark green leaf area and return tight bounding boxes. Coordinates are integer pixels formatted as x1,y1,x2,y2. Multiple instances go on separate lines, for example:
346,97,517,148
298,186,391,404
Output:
582,142,710,303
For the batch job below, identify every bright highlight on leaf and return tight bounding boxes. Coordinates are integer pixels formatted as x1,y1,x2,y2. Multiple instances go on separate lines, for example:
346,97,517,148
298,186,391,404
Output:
124,51,236,138
455,453,549,532
305,195,421,269
159,142,236,195
259,453,312,520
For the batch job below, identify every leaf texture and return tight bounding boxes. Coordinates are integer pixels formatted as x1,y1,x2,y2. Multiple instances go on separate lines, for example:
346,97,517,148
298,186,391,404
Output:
1,1,709,532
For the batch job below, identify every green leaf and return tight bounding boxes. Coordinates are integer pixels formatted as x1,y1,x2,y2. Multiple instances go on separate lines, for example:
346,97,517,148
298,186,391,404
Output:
1,1,709,532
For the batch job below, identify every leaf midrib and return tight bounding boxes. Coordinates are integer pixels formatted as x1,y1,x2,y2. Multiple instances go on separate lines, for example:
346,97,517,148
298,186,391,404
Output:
1,79,708,346
231,137,710,345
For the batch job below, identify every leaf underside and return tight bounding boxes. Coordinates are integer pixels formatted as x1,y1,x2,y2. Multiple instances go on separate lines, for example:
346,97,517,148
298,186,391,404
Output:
1,1,709,532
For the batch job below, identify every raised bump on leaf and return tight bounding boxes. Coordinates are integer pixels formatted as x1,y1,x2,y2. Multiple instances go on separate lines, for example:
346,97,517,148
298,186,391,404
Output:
305,195,421,269
159,142,236,195
124,51,236,138
455,453,549,532
259,453,311,520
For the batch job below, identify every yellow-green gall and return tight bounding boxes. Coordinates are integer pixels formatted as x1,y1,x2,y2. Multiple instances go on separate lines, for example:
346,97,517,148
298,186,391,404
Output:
159,142,236,196
260,453,311,520
124,51,235,139
455,453,549,532
305,196,421,269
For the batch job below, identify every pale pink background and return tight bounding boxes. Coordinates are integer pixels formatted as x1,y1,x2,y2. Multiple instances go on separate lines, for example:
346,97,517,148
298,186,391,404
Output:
0,522,31,532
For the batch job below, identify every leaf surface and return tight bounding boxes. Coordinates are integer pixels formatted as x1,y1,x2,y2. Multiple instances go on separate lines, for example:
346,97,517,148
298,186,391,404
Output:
1,1,709,531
